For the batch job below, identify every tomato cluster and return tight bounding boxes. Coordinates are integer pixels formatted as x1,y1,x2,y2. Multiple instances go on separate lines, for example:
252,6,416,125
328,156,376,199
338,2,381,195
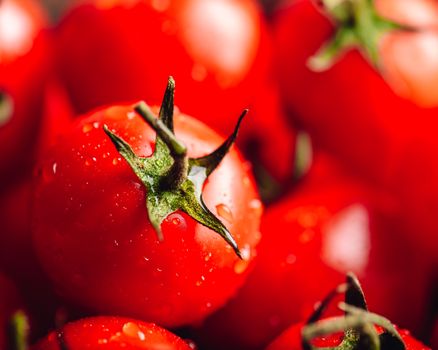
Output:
0,0,436,349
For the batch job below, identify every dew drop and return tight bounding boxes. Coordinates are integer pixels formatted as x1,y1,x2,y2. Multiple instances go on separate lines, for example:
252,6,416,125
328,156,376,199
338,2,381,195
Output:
52,162,57,174
172,217,181,226
112,158,119,166
98,339,108,344
127,111,136,120
249,198,262,216
82,124,93,133
122,322,146,341
93,121,100,129
233,245,251,274
216,204,233,223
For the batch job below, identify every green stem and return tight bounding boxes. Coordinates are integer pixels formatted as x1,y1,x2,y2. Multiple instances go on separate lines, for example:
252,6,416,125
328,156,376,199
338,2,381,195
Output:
7,311,29,350
134,101,188,190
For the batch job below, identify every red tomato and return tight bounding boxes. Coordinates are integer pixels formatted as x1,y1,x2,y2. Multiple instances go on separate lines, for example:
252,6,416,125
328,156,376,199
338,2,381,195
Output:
53,0,296,183
32,97,262,327
55,0,269,135
194,153,433,350
32,316,193,349
271,0,438,185
0,0,51,186
0,273,24,350
266,315,431,350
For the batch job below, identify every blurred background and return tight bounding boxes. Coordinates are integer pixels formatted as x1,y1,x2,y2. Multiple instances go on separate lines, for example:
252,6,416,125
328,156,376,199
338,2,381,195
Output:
1,0,437,349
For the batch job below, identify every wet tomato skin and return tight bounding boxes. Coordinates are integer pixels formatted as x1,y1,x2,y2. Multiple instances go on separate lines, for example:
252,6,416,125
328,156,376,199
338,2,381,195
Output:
32,104,262,327
32,316,193,350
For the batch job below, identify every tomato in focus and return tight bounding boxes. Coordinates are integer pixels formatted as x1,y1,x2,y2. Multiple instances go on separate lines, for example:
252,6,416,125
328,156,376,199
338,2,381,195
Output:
32,100,262,327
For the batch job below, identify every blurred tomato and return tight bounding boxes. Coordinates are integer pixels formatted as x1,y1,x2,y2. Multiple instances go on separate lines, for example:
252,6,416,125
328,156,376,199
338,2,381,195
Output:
55,0,269,135
194,153,434,350
271,0,438,185
53,0,298,184
0,0,51,186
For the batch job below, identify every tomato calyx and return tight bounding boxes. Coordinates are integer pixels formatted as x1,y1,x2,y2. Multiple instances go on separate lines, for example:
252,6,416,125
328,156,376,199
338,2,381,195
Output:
7,311,29,350
301,273,406,350
309,0,409,71
104,77,246,259
0,91,13,127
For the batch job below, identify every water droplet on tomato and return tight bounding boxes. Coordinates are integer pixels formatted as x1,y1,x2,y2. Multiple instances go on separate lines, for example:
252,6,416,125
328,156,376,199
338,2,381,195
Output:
122,322,146,341
216,204,233,223
112,158,119,166
234,245,251,274
249,198,262,216
82,124,93,133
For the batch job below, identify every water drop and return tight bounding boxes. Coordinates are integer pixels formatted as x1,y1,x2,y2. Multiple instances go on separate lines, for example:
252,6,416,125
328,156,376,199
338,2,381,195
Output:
112,158,119,166
98,339,108,344
216,204,233,223
52,162,57,174
93,121,100,128
82,124,93,133
122,322,146,341
249,198,263,216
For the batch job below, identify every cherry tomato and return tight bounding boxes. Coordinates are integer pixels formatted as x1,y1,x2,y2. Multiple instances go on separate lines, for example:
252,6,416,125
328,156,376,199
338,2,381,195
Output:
194,153,433,350
32,316,193,349
266,313,430,350
0,0,51,186
54,0,269,136
32,93,262,327
265,275,431,350
53,0,296,184
271,0,438,185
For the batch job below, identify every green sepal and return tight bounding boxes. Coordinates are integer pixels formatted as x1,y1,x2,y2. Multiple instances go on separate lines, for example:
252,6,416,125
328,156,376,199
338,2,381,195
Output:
309,0,411,72
104,77,244,258
7,311,29,350
301,273,406,350
0,91,14,127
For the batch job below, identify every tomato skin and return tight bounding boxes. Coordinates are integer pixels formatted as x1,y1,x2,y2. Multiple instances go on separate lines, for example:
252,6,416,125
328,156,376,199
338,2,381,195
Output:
53,0,295,183
0,0,51,186
265,321,431,350
194,153,433,350
271,0,438,185
32,316,193,350
32,104,262,327
55,0,269,135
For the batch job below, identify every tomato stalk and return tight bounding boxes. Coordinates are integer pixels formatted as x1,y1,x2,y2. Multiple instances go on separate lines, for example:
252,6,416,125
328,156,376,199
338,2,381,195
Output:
0,91,13,127
301,273,406,350
104,77,246,259
7,311,29,350
309,0,409,71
